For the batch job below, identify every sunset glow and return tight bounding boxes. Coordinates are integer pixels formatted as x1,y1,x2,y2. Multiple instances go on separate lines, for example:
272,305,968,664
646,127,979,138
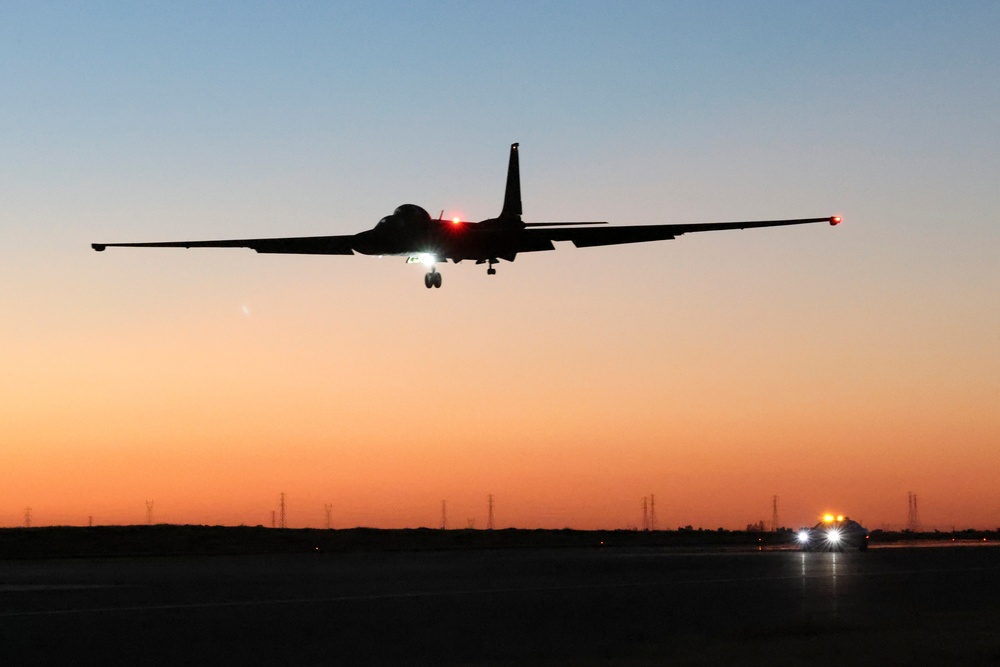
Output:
2,4,998,531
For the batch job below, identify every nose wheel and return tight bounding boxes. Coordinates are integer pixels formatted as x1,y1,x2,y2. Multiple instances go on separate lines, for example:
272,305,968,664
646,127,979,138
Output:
424,269,442,289
487,258,497,276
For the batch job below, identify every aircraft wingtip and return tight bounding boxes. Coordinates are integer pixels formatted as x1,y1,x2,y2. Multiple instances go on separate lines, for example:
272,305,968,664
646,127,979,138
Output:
92,244,106,252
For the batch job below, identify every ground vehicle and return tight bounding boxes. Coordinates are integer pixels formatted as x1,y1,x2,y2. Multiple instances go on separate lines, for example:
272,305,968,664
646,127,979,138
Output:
796,514,869,551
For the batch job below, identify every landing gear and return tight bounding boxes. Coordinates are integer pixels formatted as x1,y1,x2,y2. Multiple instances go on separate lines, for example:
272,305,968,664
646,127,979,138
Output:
424,269,442,289
487,258,498,276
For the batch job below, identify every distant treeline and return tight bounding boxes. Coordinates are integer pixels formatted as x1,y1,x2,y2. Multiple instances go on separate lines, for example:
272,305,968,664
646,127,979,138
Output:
0,525,997,560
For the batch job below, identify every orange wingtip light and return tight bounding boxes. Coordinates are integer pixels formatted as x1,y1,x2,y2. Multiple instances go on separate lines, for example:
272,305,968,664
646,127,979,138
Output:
830,215,842,226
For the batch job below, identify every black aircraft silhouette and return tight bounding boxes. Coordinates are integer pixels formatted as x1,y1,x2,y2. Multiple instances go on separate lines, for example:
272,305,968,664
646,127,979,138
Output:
92,143,840,288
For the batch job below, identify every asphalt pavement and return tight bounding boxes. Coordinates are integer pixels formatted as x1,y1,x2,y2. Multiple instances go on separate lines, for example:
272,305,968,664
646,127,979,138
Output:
2,544,998,665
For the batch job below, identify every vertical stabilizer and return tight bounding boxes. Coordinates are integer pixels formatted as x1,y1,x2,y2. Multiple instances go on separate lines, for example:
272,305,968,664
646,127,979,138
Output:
500,143,522,222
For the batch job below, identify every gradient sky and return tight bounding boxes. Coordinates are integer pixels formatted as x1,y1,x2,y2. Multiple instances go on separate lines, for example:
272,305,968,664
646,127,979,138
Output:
3,2,998,530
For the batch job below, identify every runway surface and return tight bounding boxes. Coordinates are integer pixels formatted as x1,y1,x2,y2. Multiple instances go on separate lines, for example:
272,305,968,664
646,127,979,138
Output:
2,545,998,665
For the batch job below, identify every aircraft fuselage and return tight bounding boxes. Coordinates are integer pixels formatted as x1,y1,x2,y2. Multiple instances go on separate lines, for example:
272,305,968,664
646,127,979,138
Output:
91,143,840,289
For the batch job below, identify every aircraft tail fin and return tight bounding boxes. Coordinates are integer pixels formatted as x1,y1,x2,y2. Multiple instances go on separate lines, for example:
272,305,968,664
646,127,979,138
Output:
499,142,522,222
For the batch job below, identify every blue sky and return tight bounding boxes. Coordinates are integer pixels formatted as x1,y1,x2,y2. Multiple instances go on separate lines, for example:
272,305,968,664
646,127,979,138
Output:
6,3,998,256
2,2,998,528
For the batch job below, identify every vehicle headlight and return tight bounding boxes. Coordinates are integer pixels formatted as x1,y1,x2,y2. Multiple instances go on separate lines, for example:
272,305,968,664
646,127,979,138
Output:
826,528,842,544
797,530,810,543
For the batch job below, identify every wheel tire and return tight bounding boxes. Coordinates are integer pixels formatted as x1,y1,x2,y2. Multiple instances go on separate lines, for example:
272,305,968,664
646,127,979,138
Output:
424,273,432,288
433,272,442,288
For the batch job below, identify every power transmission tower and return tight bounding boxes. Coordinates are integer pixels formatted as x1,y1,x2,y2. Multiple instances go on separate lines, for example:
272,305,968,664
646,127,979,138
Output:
641,496,649,531
772,495,779,532
440,500,447,530
650,494,657,531
279,492,286,529
24,507,32,528
487,494,495,530
324,504,333,529
907,492,921,531
145,500,154,525
271,510,276,528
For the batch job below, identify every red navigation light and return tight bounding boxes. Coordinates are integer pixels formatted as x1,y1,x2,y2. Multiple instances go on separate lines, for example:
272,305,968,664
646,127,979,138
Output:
830,215,842,226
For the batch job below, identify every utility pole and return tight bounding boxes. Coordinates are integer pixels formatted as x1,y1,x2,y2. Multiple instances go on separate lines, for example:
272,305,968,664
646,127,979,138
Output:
279,492,286,529
641,497,649,531
772,495,779,532
324,504,333,530
650,494,657,531
487,494,495,530
24,507,32,528
145,500,154,525
441,500,447,530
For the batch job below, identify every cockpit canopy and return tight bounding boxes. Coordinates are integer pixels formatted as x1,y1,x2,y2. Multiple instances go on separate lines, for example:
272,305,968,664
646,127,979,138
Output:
393,204,431,220
376,204,432,230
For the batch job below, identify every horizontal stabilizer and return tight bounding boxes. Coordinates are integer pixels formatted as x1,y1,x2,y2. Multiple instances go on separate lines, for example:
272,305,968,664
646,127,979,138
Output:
522,221,608,227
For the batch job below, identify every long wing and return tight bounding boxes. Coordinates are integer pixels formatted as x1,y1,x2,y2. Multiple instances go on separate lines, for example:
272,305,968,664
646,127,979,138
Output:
530,216,840,249
92,234,356,255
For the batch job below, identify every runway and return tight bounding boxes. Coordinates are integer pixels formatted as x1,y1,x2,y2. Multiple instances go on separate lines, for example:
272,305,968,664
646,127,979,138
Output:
2,545,998,665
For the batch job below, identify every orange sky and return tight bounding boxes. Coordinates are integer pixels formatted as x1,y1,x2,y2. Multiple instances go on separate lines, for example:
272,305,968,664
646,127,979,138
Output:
6,234,998,529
